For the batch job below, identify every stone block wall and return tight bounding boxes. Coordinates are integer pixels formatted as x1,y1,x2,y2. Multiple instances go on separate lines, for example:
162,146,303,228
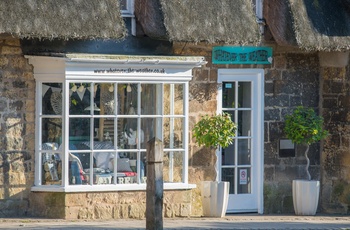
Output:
263,46,321,213
0,37,35,217
29,190,192,219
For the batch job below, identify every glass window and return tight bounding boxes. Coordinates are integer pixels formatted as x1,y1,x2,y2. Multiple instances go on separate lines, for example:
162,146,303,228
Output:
37,81,187,189
40,83,63,185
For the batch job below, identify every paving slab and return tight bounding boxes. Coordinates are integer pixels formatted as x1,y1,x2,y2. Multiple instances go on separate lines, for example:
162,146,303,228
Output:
0,214,350,230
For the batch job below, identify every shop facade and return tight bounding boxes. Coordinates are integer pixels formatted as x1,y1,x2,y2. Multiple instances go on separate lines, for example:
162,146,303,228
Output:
1,0,350,218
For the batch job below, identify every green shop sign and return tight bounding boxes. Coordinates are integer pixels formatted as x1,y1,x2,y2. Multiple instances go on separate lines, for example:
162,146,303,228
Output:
212,46,273,64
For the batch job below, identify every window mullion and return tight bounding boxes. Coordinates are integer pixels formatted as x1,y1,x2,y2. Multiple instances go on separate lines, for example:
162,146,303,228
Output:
63,81,69,187
183,82,189,184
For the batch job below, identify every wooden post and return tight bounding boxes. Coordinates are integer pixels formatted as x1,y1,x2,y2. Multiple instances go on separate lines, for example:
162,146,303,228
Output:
146,137,163,230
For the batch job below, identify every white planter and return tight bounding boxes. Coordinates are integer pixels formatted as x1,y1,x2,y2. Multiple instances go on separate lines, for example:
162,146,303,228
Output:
292,180,320,215
201,181,229,217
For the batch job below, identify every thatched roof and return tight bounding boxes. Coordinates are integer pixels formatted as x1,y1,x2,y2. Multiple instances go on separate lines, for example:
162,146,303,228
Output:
0,0,126,40
265,0,350,51
135,0,261,45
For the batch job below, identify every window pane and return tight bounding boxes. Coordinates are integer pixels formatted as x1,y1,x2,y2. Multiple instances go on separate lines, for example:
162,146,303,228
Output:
222,168,235,194
41,149,61,185
238,82,251,108
141,84,161,115
100,83,120,116
119,0,127,10
163,117,183,149
69,151,91,185
238,110,251,136
141,117,162,147
140,152,147,183
99,118,115,144
222,142,235,166
222,82,235,108
237,139,251,165
42,118,62,146
237,167,251,194
164,83,184,115
69,118,91,143
119,83,139,115
120,118,140,149
70,83,92,115
163,151,183,183
115,152,137,184
93,151,115,171
42,83,63,115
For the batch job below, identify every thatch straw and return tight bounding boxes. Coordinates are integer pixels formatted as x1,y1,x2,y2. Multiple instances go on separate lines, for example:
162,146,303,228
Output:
264,0,297,47
135,0,260,44
0,0,126,40
134,0,167,39
266,0,350,51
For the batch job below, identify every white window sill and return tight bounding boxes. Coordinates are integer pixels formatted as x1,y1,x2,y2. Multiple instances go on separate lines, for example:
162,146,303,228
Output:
31,183,196,193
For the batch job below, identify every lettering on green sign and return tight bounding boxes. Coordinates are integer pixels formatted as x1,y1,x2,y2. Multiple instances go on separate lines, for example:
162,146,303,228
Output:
214,49,269,63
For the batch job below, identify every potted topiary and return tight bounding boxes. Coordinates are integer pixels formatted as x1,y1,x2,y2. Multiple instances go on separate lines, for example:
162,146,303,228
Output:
192,112,236,217
284,106,328,215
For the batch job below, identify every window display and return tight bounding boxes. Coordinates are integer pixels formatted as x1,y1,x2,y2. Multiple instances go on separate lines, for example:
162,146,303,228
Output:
39,82,185,187
29,54,205,191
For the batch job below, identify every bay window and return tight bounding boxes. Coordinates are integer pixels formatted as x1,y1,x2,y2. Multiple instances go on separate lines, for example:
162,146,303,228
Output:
28,54,205,192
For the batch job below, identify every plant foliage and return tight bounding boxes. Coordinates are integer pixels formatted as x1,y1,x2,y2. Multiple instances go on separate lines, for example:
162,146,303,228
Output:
193,112,237,149
284,106,328,145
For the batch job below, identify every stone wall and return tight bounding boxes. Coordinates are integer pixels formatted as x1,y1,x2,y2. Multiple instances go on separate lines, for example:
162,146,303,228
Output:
263,46,321,213
0,37,35,217
321,53,350,214
29,190,192,219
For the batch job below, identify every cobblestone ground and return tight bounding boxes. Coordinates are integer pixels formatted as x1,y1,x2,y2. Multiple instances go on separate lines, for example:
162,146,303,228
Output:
0,215,350,229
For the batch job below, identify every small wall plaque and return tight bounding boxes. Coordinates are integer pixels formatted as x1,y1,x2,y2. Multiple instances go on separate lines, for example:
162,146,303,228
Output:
279,139,295,158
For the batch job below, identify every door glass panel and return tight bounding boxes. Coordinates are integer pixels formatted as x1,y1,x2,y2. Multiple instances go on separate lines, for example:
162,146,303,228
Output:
238,82,251,108
222,168,235,194
237,139,251,165
222,82,236,108
237,167,251,194
237,110,251,136
222,143,235,166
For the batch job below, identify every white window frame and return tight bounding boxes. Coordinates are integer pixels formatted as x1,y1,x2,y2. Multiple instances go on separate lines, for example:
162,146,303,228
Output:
120,0,136,35
120,0,134,17
27,54,205,192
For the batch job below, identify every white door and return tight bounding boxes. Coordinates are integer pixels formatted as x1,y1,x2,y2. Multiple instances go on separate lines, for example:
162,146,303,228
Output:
217,69,264,214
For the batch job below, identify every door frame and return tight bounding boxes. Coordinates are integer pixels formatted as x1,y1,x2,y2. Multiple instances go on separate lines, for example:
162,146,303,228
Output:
217,69,264,214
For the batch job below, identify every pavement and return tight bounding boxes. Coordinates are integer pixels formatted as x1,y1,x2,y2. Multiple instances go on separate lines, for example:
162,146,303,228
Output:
0,214,350,230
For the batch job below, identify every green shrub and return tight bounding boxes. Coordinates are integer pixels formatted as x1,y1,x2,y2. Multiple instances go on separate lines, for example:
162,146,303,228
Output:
192,112,237,149
284,106,328,145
